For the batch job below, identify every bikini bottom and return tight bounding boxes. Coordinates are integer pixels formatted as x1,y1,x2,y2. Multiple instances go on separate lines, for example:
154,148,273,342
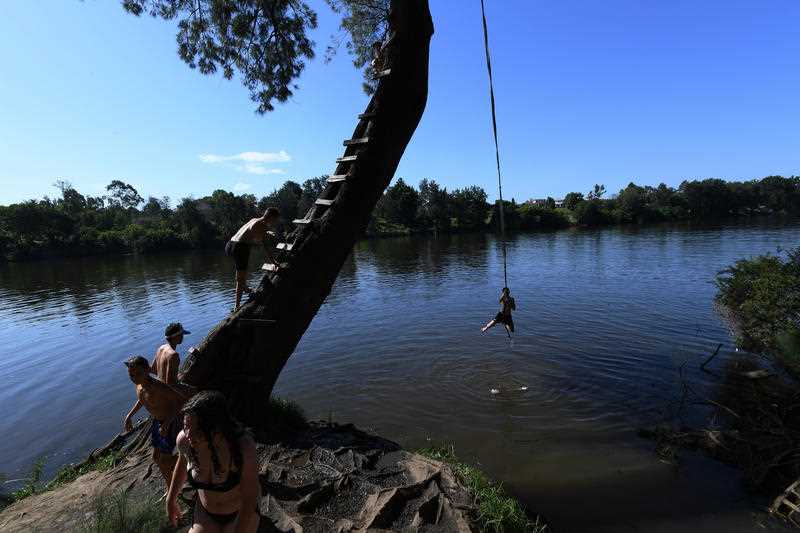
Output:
196,498,239,526
196,498,260,527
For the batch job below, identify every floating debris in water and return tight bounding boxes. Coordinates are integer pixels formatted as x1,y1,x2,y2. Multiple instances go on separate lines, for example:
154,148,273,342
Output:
519,386,528,391
490,388,500,395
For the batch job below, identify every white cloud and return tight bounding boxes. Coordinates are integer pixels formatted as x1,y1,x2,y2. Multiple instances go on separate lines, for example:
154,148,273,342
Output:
199,150,291,164
240,164,286,176
233,182,252,192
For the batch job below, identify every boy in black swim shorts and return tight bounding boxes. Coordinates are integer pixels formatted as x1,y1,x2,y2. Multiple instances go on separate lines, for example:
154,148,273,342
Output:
481,287,516,336
225,207,281,310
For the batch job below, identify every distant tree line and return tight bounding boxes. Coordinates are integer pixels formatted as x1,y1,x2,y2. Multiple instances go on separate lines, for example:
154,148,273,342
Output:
373,175,800,233
562,176,800,227
0,177,327,261
0,175,797,261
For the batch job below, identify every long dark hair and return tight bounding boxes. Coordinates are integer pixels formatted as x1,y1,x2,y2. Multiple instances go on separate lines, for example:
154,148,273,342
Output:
181,391,246,475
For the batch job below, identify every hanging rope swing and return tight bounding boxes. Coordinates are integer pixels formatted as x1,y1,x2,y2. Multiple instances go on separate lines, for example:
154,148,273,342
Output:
479,0,509,289
477,0,517,338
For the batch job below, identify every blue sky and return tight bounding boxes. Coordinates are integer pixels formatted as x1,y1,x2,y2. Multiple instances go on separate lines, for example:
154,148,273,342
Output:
1,0,798,205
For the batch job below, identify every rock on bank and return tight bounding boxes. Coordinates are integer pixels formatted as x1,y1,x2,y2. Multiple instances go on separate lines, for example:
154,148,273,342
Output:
0,422,474,532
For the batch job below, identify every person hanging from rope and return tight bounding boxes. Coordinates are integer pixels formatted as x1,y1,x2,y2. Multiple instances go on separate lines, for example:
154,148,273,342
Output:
481,287,516,336
225,207,281,311
479,0,515,337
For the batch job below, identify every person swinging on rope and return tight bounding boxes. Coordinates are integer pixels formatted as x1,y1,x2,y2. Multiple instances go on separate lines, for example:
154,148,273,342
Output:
481,287,516,336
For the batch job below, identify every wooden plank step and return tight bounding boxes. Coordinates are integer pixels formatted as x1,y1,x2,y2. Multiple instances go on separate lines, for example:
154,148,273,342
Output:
374,69,391,78
261,262,289,272
358,112,377,120
292,218,312,225
327,174,350,183
336,155,358,164
276,243,293,251
238,318,277,324
315,198,334,206
344,137,369,146
781,499,800,513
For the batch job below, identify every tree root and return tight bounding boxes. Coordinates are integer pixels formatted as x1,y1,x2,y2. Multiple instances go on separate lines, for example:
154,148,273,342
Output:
642,358,800,496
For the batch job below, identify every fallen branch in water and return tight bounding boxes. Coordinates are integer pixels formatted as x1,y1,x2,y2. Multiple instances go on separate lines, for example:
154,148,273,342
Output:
700,343,723,372
644,357,800,495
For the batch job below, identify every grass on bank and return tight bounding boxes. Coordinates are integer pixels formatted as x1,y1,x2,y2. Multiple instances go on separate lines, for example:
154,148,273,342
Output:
417,444,546,533
1,450,120,508
78,490,172,533
265,396,308,434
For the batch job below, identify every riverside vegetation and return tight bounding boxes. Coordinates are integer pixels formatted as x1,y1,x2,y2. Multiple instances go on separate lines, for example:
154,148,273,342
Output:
1,175,798,261
642,247,800,504
716,247,800,375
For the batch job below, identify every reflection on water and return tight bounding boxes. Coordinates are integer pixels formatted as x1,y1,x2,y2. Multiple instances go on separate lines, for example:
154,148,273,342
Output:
0,222,797,530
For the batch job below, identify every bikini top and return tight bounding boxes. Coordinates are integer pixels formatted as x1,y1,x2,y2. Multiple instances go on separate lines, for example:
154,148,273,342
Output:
182,437,243,493
187,465,241,492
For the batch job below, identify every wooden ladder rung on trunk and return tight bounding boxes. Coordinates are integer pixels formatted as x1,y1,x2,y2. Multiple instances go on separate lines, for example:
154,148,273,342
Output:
336,155,358,164
315,199,334,206
344,137,369,146
261,263,288,272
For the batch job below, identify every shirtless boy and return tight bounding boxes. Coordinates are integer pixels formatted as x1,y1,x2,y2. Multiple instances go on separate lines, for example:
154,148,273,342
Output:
481,287,516,336
123,356,194,484
151,322,190,384
225,207,281,310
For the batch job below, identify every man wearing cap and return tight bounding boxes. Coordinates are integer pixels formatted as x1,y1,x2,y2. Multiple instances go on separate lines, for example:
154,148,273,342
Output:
122,355,193,486
225,206,281,311
151,322,190,384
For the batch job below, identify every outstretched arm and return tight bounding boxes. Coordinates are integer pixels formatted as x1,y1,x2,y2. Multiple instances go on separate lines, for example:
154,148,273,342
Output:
263,230,277,264
236,436,260,533
123,399,142,432
166,433,189,527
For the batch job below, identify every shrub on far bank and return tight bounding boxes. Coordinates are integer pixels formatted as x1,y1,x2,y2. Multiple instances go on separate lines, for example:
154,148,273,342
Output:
574,199,614,226
716,248,800,374
518,204,571,230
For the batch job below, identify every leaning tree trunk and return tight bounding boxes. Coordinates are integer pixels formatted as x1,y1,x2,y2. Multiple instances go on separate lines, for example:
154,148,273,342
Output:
180,0,434,429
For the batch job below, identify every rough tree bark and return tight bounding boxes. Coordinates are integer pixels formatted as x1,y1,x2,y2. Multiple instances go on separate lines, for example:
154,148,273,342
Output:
180,0,434,429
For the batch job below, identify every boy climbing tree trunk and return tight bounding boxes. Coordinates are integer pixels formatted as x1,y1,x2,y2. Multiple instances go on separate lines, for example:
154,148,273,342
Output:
169,0,435,428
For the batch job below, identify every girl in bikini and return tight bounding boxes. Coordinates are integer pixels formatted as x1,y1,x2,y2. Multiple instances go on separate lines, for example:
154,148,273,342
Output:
166,391,260,532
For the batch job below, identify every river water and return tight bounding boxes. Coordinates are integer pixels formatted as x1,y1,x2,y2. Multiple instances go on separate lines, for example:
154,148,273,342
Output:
1,221,797,531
